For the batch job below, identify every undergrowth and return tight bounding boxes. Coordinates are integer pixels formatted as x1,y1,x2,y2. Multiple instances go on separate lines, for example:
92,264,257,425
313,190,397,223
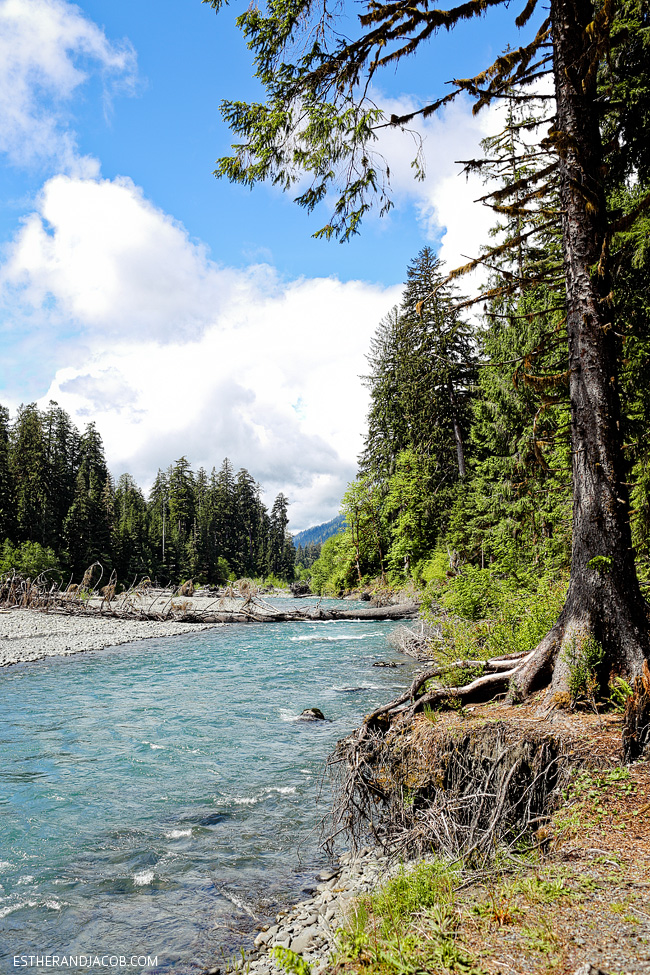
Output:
332,856,589,975
419,568,568,687
335,860,480,974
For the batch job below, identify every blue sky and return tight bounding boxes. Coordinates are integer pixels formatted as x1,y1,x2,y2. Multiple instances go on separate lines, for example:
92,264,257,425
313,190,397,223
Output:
0,0,537,529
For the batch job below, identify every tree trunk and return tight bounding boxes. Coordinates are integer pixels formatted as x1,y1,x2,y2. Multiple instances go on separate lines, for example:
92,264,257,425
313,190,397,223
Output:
512,0,649,700
447,380,466,478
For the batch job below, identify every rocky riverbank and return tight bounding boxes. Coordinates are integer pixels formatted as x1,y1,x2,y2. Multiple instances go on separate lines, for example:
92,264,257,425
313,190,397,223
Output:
208,847,404,975
0,607,220,667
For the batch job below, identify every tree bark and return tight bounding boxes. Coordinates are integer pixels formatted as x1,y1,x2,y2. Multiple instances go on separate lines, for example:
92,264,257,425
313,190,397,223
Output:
447,380,466,478
513,0,650,700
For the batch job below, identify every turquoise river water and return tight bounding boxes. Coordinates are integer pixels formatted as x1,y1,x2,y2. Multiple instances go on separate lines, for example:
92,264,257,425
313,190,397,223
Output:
0,604,418,974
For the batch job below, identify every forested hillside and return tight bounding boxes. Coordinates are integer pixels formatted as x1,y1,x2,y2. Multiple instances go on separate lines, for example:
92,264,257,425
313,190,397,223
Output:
0,402,295,585
293,514,345,569
310,84,650,597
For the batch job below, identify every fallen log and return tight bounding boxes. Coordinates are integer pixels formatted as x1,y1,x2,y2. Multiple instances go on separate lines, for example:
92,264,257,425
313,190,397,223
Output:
1,567,419,623
59,600,420,624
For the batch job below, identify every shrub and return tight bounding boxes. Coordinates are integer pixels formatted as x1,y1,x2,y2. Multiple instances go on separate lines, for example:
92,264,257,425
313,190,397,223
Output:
0,539,63,581
443,566,505,621
562,628,605,707
414,548,451,586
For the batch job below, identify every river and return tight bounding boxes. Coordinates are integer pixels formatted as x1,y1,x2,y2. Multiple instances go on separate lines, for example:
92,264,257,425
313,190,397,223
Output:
0,604,417,974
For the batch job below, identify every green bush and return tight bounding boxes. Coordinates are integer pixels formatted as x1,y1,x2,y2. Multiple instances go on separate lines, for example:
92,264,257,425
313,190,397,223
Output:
414,548,451,586
0,539,63,580
270,946,311,975
422,571,568,676
310,534,355,595
562,628,605,706
213,557,231,584
263,572,286,588
443,566,506,621
485,576,567,659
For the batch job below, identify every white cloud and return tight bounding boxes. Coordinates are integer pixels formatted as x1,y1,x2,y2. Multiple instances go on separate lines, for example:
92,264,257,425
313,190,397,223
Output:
0,4,534,530
371,92,503,276
0,0,136,173
3,174,250,340
2,172,400,530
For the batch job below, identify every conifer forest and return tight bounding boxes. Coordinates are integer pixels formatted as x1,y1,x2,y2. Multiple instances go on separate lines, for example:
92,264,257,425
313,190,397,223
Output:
212,0,650,700
0,400,295,585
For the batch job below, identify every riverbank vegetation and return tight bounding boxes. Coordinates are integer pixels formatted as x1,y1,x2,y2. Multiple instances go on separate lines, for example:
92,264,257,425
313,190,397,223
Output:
322,707,649,974
0,402,296,587
209,0,650,705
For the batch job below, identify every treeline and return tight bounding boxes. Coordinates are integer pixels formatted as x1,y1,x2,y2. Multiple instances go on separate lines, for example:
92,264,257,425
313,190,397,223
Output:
311,86,650,594
0,401,296,585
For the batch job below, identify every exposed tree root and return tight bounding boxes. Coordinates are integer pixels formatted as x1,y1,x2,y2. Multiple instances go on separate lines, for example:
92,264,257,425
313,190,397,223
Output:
623,660,650,762
363,650,534,727
327,717,569,862
366,600,650,725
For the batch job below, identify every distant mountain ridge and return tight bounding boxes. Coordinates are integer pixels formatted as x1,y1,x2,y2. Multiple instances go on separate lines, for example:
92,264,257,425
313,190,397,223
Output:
292,514,345,548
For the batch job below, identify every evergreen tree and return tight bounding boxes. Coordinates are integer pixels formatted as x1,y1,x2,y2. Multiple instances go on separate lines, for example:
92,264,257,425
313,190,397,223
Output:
42,401,80,550
234,469,267,576
192,466,215,581
212,458,236,574
0,399,292,587
113,474,151,580
148,469,170,578
447,96,572,573
166,457,196,578
206,0,650,699
0,404,15,542
63,424,112,574
269,493,291,577
361,249,475,485
10,404,50,545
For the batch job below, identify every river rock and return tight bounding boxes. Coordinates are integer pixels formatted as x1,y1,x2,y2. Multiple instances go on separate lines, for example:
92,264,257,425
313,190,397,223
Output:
299,707,325,721
318,868,340,881
290,925,318,954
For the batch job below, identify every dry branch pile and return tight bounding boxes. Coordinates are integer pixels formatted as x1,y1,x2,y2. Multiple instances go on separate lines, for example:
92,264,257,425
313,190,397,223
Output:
387,620,439,659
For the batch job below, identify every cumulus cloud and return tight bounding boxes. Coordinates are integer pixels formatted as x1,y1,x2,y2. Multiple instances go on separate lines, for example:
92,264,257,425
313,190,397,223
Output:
0,89,513,529
2,172,400,530
3,174,251,341
0,0,136,173
0,0,523,530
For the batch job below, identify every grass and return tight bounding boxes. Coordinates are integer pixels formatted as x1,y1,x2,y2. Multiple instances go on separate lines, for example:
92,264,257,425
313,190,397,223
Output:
334,861,481,974
330,757,649,975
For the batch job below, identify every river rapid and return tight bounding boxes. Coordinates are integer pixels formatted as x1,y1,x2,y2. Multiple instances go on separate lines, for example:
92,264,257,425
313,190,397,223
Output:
0,605,418,974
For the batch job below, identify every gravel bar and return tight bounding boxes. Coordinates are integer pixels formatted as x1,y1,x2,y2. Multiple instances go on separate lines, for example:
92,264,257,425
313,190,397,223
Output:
0,607,220,668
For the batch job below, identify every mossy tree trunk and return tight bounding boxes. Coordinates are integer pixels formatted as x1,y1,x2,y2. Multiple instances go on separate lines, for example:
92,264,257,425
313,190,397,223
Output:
512,0,650,700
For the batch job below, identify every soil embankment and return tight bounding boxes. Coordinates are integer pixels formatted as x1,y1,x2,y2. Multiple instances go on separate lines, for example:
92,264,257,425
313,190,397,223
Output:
237,704,650,975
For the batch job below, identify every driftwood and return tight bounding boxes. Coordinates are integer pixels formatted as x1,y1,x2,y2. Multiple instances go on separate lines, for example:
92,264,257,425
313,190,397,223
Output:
388,620,439,659
0,567,419,624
